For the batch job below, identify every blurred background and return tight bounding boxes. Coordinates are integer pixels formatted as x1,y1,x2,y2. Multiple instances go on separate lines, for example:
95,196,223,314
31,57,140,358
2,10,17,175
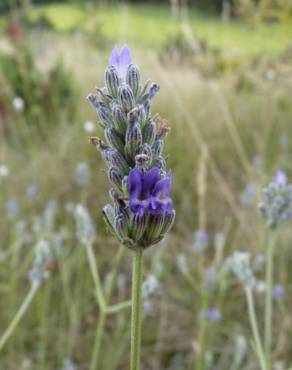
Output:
1,0,292,369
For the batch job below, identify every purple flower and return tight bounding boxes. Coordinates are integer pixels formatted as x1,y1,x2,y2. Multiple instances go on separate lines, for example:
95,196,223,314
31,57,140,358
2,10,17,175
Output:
109,45,132,79
128,167,173,216
272,284,285,300
274,170,287,186
202,307,222,322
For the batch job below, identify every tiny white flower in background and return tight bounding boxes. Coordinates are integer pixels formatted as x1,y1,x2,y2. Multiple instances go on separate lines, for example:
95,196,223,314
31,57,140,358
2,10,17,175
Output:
252,254,265,272
142,275,160,317
0,164,9,177
84,120,95,133
142,275,160,299
255,280,266,294
117,273,126,291
62,358,77,370
74,204,96,245
12,96,25,112
74,161,91,188
176,254,188,274
225,251,255,288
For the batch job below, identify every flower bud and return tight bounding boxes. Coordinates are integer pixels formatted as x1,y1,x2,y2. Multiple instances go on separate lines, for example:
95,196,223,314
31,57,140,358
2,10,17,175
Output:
126,64,140,97
115,213,129,240
104,127,124,153
152,156,166,170
102,204,116,234
105,65,120,98
131,213,147,241
112,103,128,133
142,121,156,146
125,111,142,159
108,149,129,174
135,154,150,169
145,213,164,244
118,84,135,112
152,140,164,157
160,210,175,235
108,167,124,192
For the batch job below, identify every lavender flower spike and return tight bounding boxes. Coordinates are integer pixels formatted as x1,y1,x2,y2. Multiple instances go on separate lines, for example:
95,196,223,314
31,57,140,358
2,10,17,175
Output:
87,45,175,250
109,45,132,79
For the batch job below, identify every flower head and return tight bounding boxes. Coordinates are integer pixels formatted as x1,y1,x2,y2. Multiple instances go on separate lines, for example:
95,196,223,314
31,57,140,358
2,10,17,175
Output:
87,45,175,249
258,170,292,229
128,167,173,216
109,45,132,79
193,230,208,253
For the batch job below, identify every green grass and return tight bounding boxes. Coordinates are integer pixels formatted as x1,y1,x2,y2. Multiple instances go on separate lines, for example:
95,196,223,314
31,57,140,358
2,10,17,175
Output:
25,3,292,55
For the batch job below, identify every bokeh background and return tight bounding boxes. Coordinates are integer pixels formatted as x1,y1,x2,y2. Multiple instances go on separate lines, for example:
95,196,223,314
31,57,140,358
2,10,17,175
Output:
1,0,292,369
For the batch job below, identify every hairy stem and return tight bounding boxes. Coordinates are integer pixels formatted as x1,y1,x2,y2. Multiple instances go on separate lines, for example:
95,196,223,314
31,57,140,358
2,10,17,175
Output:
130,248,144,370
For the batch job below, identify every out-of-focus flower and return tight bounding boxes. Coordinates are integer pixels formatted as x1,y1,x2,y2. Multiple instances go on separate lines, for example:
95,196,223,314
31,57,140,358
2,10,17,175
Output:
255,280,266,294
6,197,19,220
12,96,25,112
266,69,275,81
272,284,285,300
258,170,292,229
273,361,285,370
74,161,91,188
225,251,255,288
192,230,208,253
28,239,53,286
43,199,58,232
84,120,95,133
62,358,77,370
74,205,96,245
240,183,257,207
26,181,39,199
0,164,9,177
176,254,188,274
142,275,160,316
201,307,222,322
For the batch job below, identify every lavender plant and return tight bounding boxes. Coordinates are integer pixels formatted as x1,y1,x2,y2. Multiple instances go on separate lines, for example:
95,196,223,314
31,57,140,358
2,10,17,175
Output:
258,170,292,370
87,45,175,370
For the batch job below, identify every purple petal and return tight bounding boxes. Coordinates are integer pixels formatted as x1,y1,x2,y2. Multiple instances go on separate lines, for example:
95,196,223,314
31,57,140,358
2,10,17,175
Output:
141,167,161,198
128,168,143,197
274,170,287,186
130,197,149,215
109,46,120,67
119,45,132,67
152,171,172,197
150,196,173,214
108,45,132,79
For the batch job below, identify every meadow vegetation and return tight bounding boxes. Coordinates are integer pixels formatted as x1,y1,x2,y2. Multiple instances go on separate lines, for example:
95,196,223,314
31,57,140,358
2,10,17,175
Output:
1,2,292,370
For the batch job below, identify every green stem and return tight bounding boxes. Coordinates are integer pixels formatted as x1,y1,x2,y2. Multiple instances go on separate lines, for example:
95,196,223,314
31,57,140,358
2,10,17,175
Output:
130,248,144,370
0,283,39,353
85,242,106,310
89,311,107,370
195,290,209,370
265,233,276,370
245,287,266,370
88,244,125,370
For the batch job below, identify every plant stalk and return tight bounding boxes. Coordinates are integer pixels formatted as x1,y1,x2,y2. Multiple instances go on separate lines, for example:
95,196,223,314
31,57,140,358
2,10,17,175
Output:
265,232,276,370
245,287,266,370
130,248,144,370
0,283,39,353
